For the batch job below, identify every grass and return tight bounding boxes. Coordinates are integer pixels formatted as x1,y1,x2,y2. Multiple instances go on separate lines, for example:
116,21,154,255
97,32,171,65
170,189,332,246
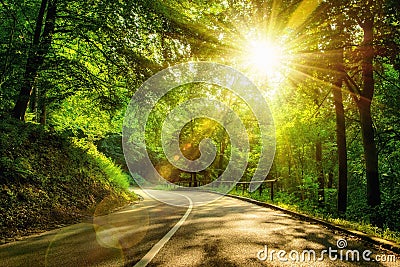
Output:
0,117,137,241
72,138,130,189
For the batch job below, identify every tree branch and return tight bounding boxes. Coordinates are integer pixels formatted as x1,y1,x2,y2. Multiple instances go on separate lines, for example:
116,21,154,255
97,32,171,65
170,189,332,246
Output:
344,80,359,103
374,70,400,91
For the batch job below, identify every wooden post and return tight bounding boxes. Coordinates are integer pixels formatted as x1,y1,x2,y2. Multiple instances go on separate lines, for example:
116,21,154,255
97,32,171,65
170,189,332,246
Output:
270,181,274,201
193,172,198,187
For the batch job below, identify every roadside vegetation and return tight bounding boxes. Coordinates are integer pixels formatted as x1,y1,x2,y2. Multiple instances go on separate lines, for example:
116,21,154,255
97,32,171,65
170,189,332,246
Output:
0,117,136,242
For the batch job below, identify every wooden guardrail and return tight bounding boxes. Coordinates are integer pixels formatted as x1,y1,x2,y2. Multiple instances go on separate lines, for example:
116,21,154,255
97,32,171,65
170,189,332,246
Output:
232,180,277,200
175,179,277,201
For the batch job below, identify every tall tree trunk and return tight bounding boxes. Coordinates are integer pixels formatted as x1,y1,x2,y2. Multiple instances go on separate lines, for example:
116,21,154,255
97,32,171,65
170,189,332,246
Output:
12,0,56,121
333,48,348,214
359,19,381,225
358,98,380,205
360,20,381,207
316,140,324,206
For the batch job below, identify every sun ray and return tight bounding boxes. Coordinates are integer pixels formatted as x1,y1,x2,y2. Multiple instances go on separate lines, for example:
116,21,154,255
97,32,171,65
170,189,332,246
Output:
286,0,322,31
268,0,282,36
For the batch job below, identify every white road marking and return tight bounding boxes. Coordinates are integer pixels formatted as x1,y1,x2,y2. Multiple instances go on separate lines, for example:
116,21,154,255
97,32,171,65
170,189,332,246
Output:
134,193,193,267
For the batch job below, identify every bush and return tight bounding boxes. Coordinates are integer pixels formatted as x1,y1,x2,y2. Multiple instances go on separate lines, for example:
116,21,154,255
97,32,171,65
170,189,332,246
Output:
72,138,130,189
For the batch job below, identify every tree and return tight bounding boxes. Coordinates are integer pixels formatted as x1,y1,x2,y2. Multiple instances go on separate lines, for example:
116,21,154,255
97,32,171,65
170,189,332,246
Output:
341,1,382,224
12,0,57,121
332,48,348,213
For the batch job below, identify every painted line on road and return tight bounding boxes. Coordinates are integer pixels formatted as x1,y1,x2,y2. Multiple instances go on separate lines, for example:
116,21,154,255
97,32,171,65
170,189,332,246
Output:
134,193,193,267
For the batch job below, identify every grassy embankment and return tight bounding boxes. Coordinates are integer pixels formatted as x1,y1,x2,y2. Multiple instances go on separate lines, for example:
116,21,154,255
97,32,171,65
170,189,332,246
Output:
0,118,136,242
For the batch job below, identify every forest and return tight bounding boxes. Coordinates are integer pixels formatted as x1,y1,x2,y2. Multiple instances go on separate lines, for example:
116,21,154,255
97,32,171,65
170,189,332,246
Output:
1,0,399,242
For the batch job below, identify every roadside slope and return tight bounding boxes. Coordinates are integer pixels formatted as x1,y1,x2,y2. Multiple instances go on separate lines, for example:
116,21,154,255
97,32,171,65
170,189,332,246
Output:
0,117,136,242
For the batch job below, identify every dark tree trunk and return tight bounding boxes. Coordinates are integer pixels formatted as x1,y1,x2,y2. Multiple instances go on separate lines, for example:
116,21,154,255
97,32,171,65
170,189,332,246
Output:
358,99,380,206
316,140,324,206
360,20,381,208
328,171,333,189
333,48,348,214
12,0,47,120
30,84,38,121
358,19,381,226
193,172,197,187
189,173,197,187
12,0,56,121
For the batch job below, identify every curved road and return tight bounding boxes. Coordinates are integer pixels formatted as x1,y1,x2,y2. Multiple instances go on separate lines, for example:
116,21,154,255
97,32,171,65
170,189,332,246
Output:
0,189,398,266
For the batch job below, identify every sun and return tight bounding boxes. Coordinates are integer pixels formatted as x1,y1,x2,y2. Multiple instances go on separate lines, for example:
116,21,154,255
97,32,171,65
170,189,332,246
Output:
248,40,283,74
239,38,287,88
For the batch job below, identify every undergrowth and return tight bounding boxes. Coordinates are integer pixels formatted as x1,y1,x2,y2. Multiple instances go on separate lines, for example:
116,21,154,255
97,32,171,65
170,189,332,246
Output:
0,117,136,241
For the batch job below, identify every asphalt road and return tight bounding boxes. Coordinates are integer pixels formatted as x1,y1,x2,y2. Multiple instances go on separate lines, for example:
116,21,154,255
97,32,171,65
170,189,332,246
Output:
0,189,398,266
